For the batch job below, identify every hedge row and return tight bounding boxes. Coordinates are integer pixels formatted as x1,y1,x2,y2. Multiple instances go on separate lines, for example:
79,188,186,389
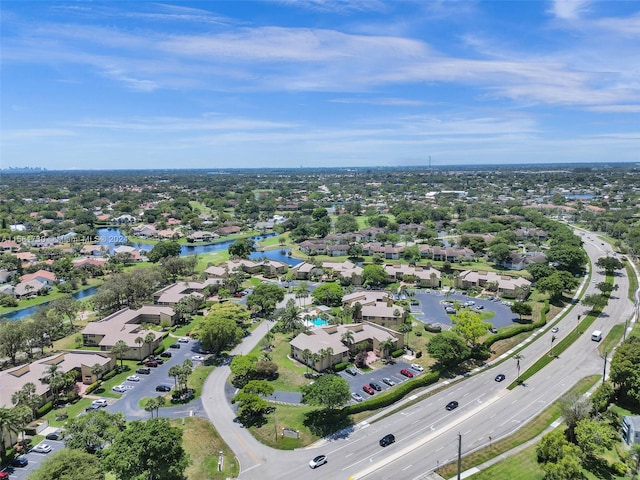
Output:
36,401,54,417
333,362,348,372
483,300,550,350
391,349,404,358
343,370,440,415
102,369,117,381
85,381,100,395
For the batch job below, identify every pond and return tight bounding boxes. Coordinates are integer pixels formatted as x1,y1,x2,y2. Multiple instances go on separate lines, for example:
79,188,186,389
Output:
1,285,99,321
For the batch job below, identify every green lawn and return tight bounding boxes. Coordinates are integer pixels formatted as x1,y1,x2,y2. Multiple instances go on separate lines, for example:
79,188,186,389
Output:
466,445,544,480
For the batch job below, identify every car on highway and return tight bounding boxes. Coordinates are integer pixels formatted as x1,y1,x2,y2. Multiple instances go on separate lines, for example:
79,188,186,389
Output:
45,429,63,440
308,454,327,469
369,382,382,391
551,327,559,333
126,375,141,382
351,392,364,402
178,337,189,343
169,343,181,349
446,401,459,411
137,367,151,375
379,433,396,447
11,456,28,467
400,369,414,378
362,384,375,395
345,367,358,376
382,377,396,386
495,374,506,382
411,363,424,372
155,385,171,392
31,443,52,454
192,355,205,362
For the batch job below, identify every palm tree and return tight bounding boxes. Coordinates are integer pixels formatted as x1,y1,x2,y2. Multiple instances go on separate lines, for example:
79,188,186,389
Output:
341,330,355,353
0,407,20,456
352,302,362,322
379,338,396,360
168,365,181,391
144,332,156,359
277,299,301,332
135,336,144,362
398,323,413,349
144,398,158,419
13,406,32,444
90,363,103,382
514,353,525,384
11,382,40,419
301,349,312,374
111,340,129,369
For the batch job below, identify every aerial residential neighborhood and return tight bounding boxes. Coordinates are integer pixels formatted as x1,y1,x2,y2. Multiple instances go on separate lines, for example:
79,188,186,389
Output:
2,1,640,480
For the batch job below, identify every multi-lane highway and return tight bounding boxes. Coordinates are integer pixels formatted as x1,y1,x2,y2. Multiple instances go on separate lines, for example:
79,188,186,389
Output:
200,232,638,480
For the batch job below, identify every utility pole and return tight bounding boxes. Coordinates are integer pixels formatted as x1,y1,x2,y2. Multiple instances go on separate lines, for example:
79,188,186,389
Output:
273,395,278,441
457,432,462,480
603,351,608,385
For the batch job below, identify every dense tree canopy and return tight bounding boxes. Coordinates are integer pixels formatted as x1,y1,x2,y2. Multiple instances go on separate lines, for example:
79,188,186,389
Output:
310,282,344,307
65,410,126,454
147,241,181,263
228,238,256,259
194,310,243,356
101,418,189,480
246,283,286,317
301,374,351,410
27,448,104,480
427,331,471,367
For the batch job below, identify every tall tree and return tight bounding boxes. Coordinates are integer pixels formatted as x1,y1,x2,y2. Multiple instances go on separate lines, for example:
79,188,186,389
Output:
26,448,104,480
111,340,129,368
194,313,243,356
427,331,471,367
65,410,126,454
301,374,351,410
101,418,189,480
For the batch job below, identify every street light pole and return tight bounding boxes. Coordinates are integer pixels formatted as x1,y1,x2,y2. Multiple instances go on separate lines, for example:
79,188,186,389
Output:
273,396,277,442
603,351,608,385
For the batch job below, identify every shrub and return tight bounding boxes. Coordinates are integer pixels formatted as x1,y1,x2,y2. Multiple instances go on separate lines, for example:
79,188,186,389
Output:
416,351,423,358
424,324,442,333
85,381,100,395
391,349,404,358
610,461,627,476
37,401,54,417
102,369,117,381
153,344,165,356
333,362,349,372
415,331,422,337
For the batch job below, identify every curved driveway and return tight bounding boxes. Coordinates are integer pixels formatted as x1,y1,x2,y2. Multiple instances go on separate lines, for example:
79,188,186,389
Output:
199,232,638,479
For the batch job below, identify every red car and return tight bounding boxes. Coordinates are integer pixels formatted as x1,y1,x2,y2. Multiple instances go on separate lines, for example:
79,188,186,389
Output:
145,360,159,367
362,385,375,395
400,369,414,378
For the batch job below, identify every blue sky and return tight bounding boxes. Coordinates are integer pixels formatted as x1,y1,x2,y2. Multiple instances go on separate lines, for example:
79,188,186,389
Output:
1,0,639,170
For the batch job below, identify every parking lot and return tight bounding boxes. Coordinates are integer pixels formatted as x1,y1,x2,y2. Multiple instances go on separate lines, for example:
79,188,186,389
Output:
1,438,65,480
337,360,421,403
411,290,517,328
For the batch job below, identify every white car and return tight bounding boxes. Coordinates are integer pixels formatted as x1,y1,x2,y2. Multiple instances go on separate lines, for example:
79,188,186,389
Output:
411,363,424,372
178,337,190,343
31,443,52,454
112,384,130,393
91,399,108,408
551,327,559,333
309,454,328,469
351,392,364,402
126,375,141,382
191,355,205,362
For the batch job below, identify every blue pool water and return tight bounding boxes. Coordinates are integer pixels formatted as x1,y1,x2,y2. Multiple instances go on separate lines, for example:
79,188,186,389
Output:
310,317,329,327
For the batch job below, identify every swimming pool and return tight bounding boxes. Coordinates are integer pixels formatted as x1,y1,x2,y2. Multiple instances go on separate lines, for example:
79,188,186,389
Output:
309,317,329,327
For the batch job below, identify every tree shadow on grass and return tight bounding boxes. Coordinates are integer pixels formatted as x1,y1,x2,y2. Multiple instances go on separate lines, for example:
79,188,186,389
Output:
582,455,615,480
303,409,353,437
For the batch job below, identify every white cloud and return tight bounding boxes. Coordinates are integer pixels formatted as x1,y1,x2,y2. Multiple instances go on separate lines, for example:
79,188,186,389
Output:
549,0,591,20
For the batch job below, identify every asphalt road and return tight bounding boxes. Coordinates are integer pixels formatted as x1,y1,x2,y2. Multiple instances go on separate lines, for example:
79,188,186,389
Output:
197,231,637,480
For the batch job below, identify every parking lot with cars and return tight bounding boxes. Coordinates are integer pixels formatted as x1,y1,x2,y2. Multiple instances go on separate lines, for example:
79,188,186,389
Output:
412,290,517,328
337,360,423,402
1,437,65,480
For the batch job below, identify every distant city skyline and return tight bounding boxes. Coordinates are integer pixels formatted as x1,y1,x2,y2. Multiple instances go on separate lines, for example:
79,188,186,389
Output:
1,1,639,170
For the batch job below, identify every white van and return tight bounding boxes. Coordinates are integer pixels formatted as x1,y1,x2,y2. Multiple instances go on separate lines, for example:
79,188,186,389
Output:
591,330,602,342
